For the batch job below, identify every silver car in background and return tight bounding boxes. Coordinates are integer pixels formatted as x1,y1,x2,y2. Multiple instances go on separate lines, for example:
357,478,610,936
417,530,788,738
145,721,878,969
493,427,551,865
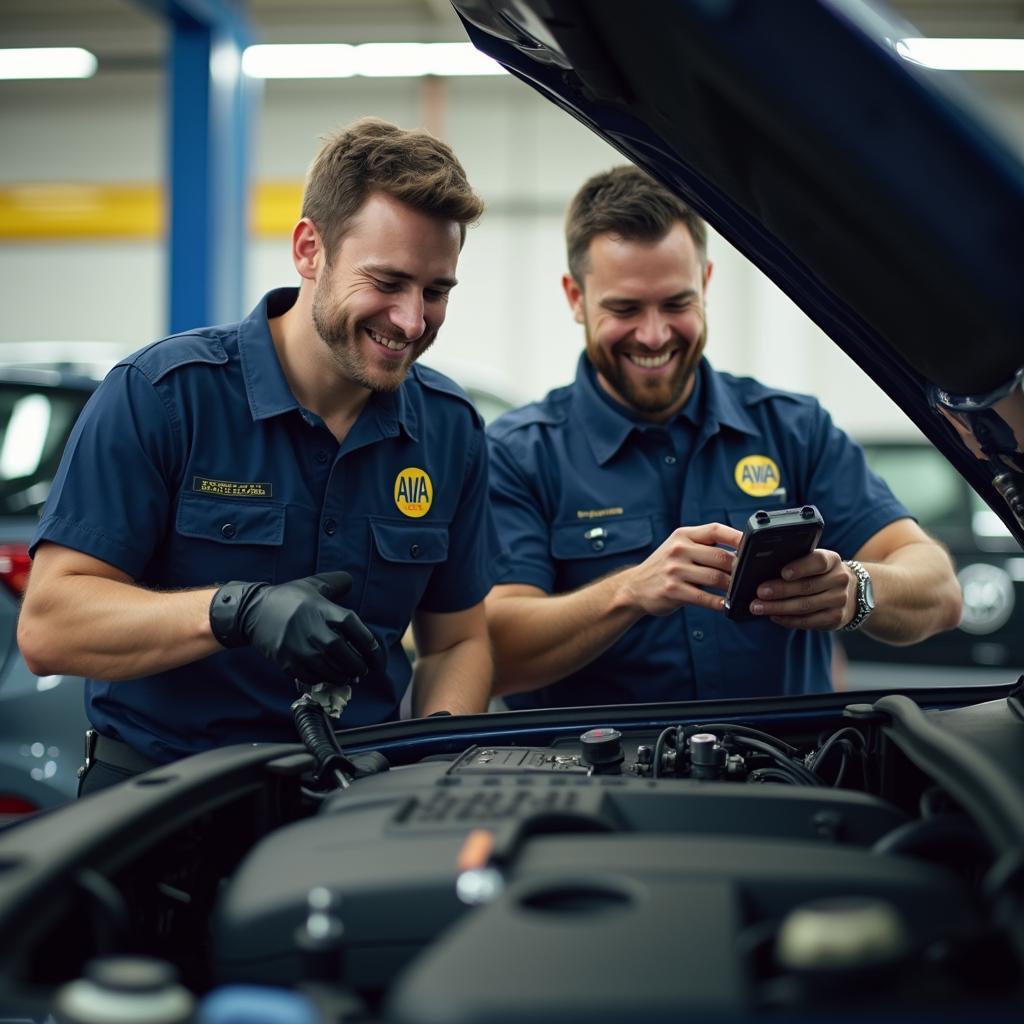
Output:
0,344,121,816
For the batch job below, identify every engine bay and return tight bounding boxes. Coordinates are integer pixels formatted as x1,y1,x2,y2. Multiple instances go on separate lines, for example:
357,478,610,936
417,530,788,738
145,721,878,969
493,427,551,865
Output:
1,687,1022,1022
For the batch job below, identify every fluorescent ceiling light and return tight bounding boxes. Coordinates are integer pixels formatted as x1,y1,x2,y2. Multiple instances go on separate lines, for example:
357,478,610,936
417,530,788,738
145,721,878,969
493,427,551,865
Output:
897,37,1024,72
242,42,506,79
243,44,355,78
0,47,97,80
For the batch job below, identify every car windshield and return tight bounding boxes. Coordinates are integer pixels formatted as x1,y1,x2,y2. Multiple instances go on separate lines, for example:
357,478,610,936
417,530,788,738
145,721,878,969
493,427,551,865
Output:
0,383,91,518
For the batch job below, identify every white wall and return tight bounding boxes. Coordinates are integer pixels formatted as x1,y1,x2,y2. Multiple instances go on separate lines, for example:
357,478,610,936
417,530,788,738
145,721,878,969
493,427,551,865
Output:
0,63,1010,441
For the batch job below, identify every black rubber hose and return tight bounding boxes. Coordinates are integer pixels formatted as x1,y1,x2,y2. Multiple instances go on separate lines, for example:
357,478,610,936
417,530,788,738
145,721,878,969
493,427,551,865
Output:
651,726,678,779
292,698,357,787
746,767,804,786
729,735,822,786
808,726,866,775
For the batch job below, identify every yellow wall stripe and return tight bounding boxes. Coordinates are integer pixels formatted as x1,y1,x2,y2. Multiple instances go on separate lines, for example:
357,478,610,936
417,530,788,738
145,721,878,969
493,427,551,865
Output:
0,181,305,240
253,182,304,237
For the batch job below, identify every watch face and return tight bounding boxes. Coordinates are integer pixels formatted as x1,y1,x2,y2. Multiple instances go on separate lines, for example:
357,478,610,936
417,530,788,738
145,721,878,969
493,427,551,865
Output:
862,575,875,612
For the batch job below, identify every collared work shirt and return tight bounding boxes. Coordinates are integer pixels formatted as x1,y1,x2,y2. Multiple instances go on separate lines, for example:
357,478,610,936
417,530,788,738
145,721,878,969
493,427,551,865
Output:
32,288,501,762
487,355,909,708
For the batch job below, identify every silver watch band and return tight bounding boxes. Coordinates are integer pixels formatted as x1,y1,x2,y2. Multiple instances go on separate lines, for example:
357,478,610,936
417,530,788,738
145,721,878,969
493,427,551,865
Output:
842,559,873,633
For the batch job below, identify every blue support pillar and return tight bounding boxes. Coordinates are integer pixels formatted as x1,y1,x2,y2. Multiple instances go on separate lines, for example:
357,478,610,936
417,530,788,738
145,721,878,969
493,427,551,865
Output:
135,1,257,333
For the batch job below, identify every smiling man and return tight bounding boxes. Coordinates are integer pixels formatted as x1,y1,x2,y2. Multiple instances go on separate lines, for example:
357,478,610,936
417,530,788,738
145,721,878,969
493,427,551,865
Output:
485,166,962,707
18,119,501,792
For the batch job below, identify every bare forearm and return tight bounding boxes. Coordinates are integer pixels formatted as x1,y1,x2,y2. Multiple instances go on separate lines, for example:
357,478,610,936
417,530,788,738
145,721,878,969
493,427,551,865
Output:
488,574,645,696
488,524,740,695
861,542,962,645
411,634,493,716
19,575,220,680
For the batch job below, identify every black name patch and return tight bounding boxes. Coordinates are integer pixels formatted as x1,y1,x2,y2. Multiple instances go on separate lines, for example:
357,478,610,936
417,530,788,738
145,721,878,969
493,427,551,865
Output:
193,476,273,498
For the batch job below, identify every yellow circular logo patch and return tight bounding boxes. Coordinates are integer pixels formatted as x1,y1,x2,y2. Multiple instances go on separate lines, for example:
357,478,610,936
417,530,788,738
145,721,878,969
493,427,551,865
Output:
734,455,782,497
394,467,433,518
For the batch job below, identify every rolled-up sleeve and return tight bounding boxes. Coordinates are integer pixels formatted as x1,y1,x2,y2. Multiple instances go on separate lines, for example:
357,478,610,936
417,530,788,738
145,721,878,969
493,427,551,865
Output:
486,430,557,593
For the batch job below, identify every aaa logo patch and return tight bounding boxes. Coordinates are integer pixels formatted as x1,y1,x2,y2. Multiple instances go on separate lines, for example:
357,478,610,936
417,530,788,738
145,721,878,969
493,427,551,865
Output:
734,455,781,497
394,467,433,518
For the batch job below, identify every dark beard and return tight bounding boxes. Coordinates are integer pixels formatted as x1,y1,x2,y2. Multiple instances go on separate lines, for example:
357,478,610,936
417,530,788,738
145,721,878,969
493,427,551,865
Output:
587,319,707,416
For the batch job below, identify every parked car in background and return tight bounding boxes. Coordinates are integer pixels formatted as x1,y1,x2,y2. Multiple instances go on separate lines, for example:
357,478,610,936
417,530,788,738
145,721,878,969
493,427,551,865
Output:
842,437,1024,687
0,345,126,815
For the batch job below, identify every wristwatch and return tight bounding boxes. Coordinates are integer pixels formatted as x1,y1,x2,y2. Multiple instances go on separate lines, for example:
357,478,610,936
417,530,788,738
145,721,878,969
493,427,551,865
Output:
841,560,875,632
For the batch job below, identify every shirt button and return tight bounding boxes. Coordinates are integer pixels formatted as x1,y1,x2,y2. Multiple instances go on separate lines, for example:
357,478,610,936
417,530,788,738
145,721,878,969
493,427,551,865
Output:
221,523,236,539
410,543,421,558
664,455,677,465
692,629,704,641
315,449,330,464
323,518,337,536
592,539,605,551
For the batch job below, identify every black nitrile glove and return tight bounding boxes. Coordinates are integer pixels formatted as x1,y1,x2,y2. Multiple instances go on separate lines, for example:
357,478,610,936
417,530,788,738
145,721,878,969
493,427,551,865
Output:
209,571,383,686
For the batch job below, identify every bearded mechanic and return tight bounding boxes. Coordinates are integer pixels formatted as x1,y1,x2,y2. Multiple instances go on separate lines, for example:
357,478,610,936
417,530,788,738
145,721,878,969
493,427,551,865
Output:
485,166,962,707
18,118,502,793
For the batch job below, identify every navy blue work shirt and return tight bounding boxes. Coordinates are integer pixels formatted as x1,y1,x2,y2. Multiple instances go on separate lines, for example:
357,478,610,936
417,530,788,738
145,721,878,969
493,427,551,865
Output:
487,354,910,708
32,288,502,762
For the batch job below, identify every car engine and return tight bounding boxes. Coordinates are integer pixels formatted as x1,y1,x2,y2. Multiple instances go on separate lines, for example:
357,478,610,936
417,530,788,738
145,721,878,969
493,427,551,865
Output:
0,688,1022,1022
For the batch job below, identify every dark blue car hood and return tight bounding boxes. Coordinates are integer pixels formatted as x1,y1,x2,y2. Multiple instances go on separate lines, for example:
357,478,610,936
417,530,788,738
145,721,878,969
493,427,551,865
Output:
452,0,1024,543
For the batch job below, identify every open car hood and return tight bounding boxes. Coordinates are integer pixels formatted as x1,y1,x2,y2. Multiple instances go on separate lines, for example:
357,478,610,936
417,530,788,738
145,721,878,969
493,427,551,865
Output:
452,0,1024,543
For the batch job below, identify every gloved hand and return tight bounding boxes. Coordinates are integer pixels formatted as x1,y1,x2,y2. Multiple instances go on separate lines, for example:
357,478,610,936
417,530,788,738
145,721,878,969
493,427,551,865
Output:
209,571,383,686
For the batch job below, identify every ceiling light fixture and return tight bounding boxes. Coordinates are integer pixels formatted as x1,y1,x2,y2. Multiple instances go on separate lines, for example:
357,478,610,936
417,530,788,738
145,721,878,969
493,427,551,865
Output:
897,37,1024,72
0,47,97,80
242,42,506,79
242,44,356,79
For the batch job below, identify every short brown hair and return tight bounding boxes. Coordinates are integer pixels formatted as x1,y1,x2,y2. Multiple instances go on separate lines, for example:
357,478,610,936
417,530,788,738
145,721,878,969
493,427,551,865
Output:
565,165,708,283
302,117,484,259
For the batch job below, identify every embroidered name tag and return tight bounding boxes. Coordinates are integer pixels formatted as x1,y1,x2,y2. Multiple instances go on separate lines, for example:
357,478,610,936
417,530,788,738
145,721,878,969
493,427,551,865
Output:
193,476,273,498
576,507,624,520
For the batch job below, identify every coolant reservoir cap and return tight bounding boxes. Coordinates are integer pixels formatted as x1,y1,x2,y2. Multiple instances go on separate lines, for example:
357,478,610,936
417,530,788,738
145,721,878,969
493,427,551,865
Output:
776,896,910,972
579,727,624,766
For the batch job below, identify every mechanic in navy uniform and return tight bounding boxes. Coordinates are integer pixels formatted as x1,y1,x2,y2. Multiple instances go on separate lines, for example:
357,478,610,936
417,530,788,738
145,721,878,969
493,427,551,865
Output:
18,118,502,792
485,166,962,708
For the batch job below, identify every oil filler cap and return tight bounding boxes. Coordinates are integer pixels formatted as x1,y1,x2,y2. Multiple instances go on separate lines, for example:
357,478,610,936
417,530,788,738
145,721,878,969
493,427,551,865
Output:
579,728,624,770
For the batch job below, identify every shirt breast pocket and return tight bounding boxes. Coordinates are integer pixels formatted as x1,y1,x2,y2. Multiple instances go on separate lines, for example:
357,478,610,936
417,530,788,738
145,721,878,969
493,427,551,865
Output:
172,492,285,585
363,519,450,619
550,515,654,593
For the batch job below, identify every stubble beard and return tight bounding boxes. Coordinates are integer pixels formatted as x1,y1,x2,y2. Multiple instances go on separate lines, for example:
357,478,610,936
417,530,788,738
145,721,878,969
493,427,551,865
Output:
312,277,434,394
586,316,708,417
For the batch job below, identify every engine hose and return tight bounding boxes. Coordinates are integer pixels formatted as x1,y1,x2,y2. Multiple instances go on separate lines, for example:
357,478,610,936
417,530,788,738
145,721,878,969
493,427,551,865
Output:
291,697,358,787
